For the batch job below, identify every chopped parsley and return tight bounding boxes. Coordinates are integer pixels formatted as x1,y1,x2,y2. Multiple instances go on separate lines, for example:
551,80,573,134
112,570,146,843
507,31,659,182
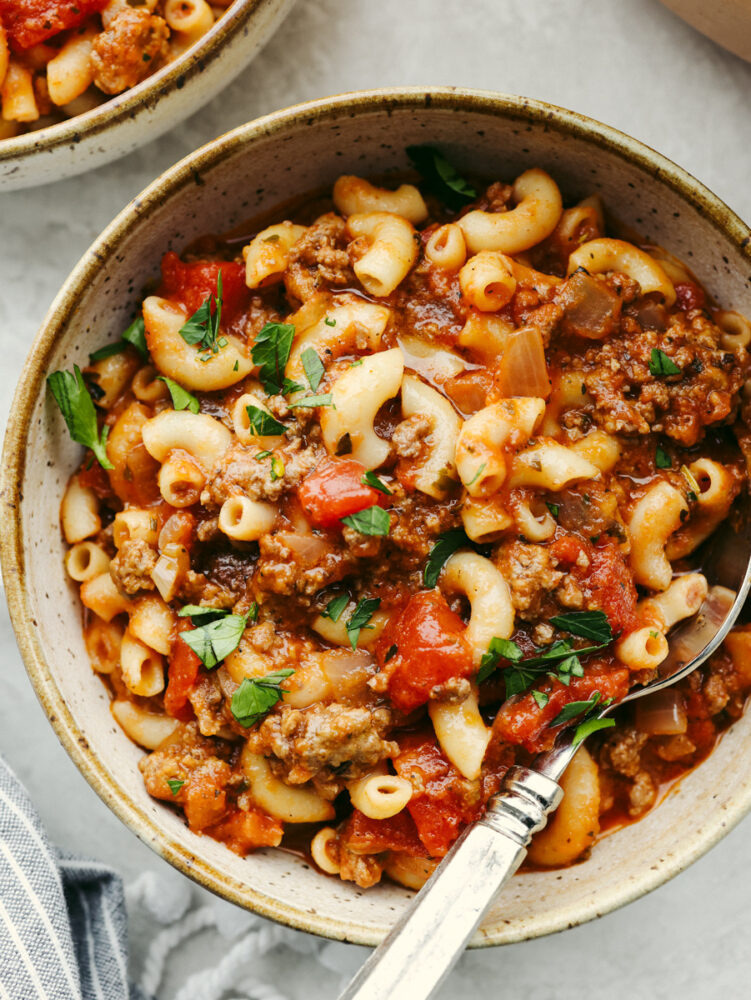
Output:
288,392,334,409
532,690,549,709
546,502,560,518
301,347,325,391
322,594,349,623
121,316,149,360
158,376,200,414
406,145,477,209
255,450,272,461
180,607,255,669
361,470,393,495
655,444,672,469
345,597,381,650
384,644,398,663
245,404,286,437
47,366,113,470
179,273,223,355
270,455,285,481
549,610,613,644
423,528,471,588
251,321,295,395
572,715,615,747
341,506,391,536
230,669,295,728
324,317,336,327
477,637,523,685
648,348,681,377
88,342,127,363
166,779,185,796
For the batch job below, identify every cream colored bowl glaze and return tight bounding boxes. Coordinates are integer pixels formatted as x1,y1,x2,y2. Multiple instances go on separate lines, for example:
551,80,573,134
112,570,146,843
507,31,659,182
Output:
3,88,751,946
0,0,295,191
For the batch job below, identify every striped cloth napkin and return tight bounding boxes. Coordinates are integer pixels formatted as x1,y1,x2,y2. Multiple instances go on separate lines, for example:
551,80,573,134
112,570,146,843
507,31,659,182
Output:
0,755,148,1000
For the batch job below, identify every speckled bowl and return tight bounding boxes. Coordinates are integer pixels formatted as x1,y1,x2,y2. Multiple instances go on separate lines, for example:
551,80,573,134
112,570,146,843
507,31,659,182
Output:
0,0,295,191
3,88,751,946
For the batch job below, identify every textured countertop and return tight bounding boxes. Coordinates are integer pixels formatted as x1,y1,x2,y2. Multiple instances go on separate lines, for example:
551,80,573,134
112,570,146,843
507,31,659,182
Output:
3,1,751,996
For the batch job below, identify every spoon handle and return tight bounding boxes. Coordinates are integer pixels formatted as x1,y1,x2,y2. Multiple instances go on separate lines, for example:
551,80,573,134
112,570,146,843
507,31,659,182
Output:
337,766,563,1000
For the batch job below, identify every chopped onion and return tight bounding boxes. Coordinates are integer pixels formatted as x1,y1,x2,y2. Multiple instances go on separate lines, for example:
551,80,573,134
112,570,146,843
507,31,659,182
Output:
320,648,373,698
635,688,687,736
559,270,622,340
276,531,328,566
496,326,551,399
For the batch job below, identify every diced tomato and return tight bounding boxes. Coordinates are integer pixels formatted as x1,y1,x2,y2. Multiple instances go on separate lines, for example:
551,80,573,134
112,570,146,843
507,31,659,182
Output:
297,457,381,529
550,533,587,567
164,621,200,721
674,282,705,313
158,252,250,331
377,590,475,713
182,759,231,831
0,0,107,49
77,460,114,500
582,541,639,635
494,664,631,752
206,808,283,855
343,809,426,857
394,735,480,856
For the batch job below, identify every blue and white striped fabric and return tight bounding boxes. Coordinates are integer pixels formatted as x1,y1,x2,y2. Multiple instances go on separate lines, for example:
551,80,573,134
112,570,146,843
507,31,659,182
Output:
0,756,149,1000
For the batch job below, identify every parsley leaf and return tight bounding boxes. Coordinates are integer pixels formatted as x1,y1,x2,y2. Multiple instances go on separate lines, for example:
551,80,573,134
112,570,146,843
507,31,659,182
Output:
158,376,200,414
532,690,549,709
552,692,605,726
345,597,381,650
361,471,393,495
384,644,398,663
246,404,286,437
341,506,391,536
648,348,681,377
477,636,523,684
251,322,295,395
546,502,560,518
180,609,252,669
179,273,223,354
230,669,295,728
47,366,114,470
178,604,231,623
655,444,672,469
121,316,149,360
89,342,127,363
322,594,349,622
423,528,470,588
572,716,615,747
167,778,185,796
288,393,334,409
549,611,613,644
301,347,325,391
406,145,477,209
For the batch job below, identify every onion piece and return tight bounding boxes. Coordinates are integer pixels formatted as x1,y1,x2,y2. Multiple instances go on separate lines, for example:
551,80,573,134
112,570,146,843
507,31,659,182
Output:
558,270,622,340
496,326,551,399
635,688,687,736
320,648,374,699
275,531,329,566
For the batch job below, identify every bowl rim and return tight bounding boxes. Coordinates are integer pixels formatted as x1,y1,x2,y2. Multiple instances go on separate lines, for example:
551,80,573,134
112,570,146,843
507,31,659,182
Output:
0,0,276,167
3,86,751,947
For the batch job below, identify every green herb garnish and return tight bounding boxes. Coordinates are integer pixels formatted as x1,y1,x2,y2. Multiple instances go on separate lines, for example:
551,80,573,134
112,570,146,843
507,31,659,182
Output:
301,347,325,391
477,637,523,685
288,393,334,409
251,322,295,395
167,779,185,796
406,145,477,209
655,444,672,469
648,348,681,377
246,404,286,437
180,608,253,669
158,376,200,414
423,528,470,588
549,611,613,644
47,366,113,470
230,669,295,728
361,471,393,495
179,273,223,354
341,506,391,536
322,594,349,623
345,597,381,650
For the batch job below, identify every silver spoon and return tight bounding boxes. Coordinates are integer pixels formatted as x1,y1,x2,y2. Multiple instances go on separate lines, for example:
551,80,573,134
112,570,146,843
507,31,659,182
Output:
338,497,751,1000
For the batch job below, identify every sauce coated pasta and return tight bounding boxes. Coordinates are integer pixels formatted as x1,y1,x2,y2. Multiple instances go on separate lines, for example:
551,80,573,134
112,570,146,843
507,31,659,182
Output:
0,0,234,136
52,152,751,889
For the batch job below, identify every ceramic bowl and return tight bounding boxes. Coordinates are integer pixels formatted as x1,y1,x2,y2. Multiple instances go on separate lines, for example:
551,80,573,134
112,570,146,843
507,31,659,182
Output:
0,0,295,192
3,88,751,947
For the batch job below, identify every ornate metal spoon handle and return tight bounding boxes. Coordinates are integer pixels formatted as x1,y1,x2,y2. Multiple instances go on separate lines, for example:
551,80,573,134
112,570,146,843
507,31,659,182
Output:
337,766,563,1000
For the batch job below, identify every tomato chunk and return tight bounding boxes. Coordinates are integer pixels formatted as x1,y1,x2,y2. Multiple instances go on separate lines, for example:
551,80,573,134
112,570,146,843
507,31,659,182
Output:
394,735,480,856
164,621,201,721
206,808,283,855
377,590,474,713
0,0,107,49
298,457,380,529
674,281,705,313
343,809,426,857
158,252,250,331
582,541,639,635
494,664,631,752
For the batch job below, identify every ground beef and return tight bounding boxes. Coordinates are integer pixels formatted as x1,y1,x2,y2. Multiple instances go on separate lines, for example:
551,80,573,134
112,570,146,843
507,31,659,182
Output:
599,727,647,778
628,770,657,817
91,7,169,94
336,844,383,888
188,672,228,738
248,702,397,793
109,539,157,595
392,415,432,459
342,524,384,559
493,540,563,620
255,532,354,600
284,214,355,303
561,311,748,445
703,672,730,716
202,440,320,508
139,725,230,802
429,677,471,704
